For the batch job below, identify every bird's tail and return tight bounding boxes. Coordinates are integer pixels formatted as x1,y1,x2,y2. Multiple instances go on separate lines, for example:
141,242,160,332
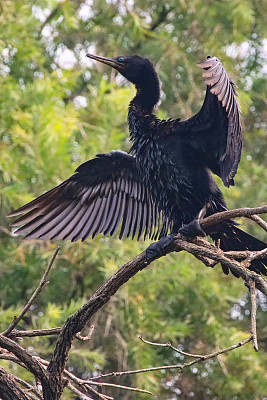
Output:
210,224,267,276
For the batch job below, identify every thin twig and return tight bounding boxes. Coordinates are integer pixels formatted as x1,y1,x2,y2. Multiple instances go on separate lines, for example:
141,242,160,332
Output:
14,376,43,400
249,248,267,263
91,337,252,379
34,358,110,400
248,214,267,233
0,350,150,397
248,280,258,351
75,325,95,341
2,247,60,337
171,239,267,296
0,364,33,400
139,336,202,358
66,382,94,400
84,380,153,395
0,351,28,369
190,253,218,268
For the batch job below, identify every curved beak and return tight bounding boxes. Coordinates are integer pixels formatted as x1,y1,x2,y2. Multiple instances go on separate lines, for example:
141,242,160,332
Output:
86,54,124,70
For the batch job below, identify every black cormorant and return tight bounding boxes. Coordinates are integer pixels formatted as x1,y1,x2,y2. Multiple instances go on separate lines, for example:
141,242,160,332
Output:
7,54,267,276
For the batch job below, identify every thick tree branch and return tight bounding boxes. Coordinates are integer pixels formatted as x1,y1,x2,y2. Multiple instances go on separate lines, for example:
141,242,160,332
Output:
0,364,32,400
0,334,52,392
1,206,266,399
200,205,267,228
43,205,266,399
8,328,61,339
14,376,43,400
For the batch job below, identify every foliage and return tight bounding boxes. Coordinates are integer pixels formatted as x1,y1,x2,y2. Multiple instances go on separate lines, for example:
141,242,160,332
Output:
0,1,266,399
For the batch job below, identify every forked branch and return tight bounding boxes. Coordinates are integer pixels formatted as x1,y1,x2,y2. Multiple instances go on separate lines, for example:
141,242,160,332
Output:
0,206,266,399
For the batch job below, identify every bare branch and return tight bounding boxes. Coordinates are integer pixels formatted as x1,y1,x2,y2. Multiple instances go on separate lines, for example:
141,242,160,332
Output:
44,205,266,399
3,206,265,399
66,382,94,400
84,380,153,396
0,364,32,400
9,327,61,339
248,280,258,351
35,357,111,400
91,337,253,379
3,247,60,337
45,250,149,398
75,325,95,341
200,205,267,229
139,336,202,358
14,376,43,400
0,334,53,397
0,350,149,399
169,239,267,296
249,214,267,233
246,248,267,264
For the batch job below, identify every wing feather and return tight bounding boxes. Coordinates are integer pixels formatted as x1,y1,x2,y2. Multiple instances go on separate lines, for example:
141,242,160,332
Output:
178,56,242,187
8,151,169,242
197,57,242,186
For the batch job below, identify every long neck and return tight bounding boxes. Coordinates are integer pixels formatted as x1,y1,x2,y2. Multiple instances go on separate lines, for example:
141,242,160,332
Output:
130,72,160,113
128,73,160,151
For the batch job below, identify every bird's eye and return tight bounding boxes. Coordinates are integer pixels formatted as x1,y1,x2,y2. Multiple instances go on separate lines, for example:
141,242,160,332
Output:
118,57,123,62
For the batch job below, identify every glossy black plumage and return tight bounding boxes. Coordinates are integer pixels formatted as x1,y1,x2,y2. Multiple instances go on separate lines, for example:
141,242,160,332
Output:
9,151,169,242
8,54,267,276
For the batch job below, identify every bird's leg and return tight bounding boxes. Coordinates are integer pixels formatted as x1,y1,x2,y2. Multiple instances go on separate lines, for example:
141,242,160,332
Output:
178,204,209,238
145,204,210,262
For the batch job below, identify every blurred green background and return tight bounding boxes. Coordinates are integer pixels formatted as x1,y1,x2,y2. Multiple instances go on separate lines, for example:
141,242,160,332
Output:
0,1,267,399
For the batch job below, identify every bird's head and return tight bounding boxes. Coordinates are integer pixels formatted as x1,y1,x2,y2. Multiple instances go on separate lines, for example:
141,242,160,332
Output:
86,54,157,88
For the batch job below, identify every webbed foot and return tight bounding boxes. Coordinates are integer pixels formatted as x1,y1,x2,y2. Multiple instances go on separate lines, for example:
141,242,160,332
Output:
178,219,206,238
145,234,175,262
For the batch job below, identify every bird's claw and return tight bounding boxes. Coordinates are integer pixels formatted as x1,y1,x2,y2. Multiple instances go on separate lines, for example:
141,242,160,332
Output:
145,234,175,262
178,219,206,237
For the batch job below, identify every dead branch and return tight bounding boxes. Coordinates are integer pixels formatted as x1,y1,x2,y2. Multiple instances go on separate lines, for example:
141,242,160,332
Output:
66,381,95,400
0,334,53,395
1,205,266,399
2,247,60,337
8,328,61,339
0,364,32,400
200,205,267,228
14,376,43,400
82,380,153,396
139,336,202,358
41,205,267,399
8,325,94,340
248,280,258,351
0,349,151,399
248,214,267,232
90,337,253,379
75,325,95,341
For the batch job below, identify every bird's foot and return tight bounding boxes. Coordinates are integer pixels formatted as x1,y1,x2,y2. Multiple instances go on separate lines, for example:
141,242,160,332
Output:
178,219,206,238
145,234,175,262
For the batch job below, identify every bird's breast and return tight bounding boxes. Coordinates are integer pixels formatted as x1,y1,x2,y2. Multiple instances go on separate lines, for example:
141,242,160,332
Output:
134,138,208,227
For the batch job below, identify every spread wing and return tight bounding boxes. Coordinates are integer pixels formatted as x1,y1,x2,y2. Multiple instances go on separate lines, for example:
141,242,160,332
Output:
176,56,242,187
7,151,169,241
